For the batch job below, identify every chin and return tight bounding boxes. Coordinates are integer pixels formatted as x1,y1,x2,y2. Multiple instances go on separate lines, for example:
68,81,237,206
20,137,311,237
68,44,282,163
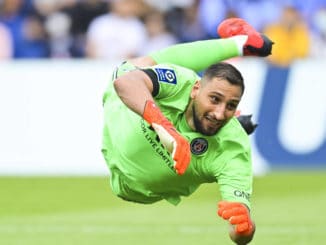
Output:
194,118,222,136
201,127,220,136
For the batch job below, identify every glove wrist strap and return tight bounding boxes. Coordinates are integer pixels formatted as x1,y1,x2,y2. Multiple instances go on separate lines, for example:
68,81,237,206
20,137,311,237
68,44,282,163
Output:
143,100,163,125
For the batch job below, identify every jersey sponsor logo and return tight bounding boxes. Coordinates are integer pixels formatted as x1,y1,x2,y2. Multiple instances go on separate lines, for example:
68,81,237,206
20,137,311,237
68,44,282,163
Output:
154,68,177,84
190,138,208,155
234,190,250,201
140,119,175,173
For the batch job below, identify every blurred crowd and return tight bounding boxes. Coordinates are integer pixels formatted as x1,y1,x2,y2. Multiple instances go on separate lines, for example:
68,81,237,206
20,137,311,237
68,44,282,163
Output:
0,0,326,66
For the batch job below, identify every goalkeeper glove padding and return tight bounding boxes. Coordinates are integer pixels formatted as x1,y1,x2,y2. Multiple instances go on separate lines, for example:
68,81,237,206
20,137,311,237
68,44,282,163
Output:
217,201,254,235
218,17,274,57
143,100,191,175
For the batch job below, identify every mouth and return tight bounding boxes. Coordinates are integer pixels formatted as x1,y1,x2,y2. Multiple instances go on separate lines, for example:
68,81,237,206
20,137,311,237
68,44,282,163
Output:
205,116,223,128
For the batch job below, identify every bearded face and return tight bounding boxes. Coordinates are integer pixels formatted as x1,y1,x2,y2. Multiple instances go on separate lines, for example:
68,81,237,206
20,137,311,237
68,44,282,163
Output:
189,78,242,136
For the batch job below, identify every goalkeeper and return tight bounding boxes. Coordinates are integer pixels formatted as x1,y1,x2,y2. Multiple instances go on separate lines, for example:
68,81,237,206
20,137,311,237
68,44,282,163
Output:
102,18,273,244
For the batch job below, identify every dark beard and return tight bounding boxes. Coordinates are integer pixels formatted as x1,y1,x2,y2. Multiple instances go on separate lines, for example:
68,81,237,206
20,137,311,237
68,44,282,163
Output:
192,103,219,136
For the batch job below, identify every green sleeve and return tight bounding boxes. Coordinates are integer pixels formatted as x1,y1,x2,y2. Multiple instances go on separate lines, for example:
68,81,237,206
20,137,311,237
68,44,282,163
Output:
149,38,240,73
203,118,253,209
217,153,253,209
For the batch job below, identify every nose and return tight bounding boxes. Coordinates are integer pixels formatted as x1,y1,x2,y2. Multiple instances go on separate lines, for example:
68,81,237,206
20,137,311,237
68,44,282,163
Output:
212,104,226,120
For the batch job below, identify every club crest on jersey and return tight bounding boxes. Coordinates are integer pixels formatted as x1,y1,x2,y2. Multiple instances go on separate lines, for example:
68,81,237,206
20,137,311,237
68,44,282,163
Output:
190,138,208,155
154,68,177,84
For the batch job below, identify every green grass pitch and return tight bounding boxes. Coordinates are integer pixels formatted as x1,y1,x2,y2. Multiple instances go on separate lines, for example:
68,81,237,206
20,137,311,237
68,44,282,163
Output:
1,171,326,245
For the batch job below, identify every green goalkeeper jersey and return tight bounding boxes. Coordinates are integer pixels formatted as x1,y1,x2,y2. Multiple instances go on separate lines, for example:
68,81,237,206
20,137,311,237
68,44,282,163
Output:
102,61,253,207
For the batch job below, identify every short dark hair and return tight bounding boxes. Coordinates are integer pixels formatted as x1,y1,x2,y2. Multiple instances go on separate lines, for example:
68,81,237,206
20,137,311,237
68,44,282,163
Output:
202,62,244,95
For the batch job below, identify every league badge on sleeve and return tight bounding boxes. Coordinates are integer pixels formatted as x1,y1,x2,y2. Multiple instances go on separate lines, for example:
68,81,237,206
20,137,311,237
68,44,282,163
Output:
154,68,177,84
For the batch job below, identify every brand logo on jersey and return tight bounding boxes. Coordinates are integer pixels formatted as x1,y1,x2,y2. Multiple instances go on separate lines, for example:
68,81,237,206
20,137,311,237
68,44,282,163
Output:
154,68,177,84
234,190,250,201
140,119,175,173
190,138,208,155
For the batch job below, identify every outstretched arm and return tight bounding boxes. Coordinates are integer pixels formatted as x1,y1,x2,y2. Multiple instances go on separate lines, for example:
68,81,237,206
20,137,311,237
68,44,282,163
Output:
128,17,273,70
128,37,245,70
125,17,273,81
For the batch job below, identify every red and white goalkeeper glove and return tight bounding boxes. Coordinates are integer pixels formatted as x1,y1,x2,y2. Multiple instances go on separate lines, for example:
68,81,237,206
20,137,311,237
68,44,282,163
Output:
217,201,254,235
217,17,273,57
143,100,191,175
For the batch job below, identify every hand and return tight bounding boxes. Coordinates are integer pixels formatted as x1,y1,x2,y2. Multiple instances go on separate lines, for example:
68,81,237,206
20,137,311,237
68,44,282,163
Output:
217,17,274,57
143,100,191,175
217,201,254,235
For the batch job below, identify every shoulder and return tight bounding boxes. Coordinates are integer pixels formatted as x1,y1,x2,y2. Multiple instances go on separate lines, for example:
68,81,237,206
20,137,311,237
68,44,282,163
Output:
217,117,250,151
146,63,200,81
145,64,199,96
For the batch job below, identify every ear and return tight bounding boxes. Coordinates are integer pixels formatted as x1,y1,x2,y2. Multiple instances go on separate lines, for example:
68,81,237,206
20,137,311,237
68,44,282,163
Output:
191,80,201,99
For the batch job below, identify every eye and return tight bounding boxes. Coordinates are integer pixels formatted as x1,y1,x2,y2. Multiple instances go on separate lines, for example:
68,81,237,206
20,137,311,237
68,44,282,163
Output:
210,95,220,104
226,102,238,111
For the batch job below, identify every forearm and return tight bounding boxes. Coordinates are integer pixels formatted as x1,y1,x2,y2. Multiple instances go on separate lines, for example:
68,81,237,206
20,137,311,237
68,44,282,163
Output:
150,37,245,72
113,70,154,116
114,68,191,175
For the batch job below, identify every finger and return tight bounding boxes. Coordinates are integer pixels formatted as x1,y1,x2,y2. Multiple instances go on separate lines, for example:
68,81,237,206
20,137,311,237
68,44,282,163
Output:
174,150,190,175
229,214,247,225
217,202,230,216
221,207,246,219
173,140,190,175
217,202,247,218
217,201,231,209
218,201,244,209
236,222,250,233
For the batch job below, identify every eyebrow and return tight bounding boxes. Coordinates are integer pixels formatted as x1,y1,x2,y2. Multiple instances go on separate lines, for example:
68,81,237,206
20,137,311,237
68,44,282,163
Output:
210,92,241,102
229,99,240,105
